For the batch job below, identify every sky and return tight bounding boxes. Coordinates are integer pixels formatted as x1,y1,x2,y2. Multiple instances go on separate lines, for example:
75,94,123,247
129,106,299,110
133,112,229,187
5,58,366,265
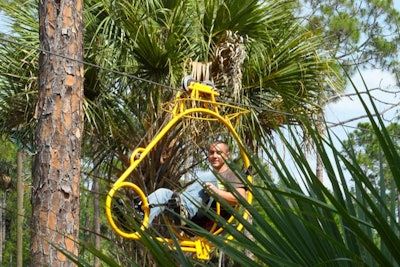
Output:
325,69,399,140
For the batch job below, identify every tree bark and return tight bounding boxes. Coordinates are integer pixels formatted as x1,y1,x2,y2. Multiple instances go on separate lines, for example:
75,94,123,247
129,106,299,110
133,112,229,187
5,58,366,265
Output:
17,151,24,267
31,0,84,265
315,106,325,183
0,191,4,265
93,174,100,267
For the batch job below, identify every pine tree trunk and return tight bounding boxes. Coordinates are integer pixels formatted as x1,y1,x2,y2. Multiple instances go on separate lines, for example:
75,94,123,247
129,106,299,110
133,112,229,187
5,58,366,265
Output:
316,151,324,182
0,191,4,265
315,106,325,183
93,176,100,267
17,151,24,267
31,0,84,265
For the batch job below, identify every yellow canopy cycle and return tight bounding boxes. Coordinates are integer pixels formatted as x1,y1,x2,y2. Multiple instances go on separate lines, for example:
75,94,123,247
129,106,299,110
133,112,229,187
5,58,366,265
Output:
105,77,253,260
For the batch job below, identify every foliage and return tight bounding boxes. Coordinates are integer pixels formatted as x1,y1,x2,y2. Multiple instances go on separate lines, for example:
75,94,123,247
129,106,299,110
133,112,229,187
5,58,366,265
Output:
200,81,400,266
0,0,38,149
298,0,400,77
0,139,31,266
342,120,400,182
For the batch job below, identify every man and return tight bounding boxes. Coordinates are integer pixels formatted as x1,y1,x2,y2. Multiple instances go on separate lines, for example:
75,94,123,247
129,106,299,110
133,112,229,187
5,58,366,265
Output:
145,140,246,226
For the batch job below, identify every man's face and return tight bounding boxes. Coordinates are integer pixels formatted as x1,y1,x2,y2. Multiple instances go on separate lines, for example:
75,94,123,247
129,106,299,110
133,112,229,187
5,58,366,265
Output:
208,143,230,171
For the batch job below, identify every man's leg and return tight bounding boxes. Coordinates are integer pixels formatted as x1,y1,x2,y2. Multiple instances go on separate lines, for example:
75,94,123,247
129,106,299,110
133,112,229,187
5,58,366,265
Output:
181,182,210,219
147,188,174,225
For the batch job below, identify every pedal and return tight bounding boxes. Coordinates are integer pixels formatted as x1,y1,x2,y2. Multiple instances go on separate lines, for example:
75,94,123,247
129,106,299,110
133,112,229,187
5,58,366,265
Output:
167,195,180,209
112,197,143,231
112,198,129,231
166,193,189,226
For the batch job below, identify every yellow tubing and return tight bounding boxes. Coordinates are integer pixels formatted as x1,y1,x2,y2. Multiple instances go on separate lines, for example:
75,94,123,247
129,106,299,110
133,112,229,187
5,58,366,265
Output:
105,81,253,258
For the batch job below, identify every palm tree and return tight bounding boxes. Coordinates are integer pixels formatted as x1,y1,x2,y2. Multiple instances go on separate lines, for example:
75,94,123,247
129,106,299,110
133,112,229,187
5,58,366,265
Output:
0,1,38,148
84,0,337,172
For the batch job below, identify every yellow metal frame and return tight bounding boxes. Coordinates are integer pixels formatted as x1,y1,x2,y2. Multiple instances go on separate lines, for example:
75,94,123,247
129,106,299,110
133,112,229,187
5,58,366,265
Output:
105,80,253,260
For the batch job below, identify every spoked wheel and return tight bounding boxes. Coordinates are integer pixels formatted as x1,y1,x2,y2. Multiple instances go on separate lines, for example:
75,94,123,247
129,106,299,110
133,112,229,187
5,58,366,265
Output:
111,192,143,232
107,181,150,237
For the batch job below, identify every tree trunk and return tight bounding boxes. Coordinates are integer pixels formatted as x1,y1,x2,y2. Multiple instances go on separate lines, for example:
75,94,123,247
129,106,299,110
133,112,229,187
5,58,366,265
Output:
31,0,84,265
93,175,100,267
17,151,24,267
315,106,325,183
0,191,4,265
315,150,324,183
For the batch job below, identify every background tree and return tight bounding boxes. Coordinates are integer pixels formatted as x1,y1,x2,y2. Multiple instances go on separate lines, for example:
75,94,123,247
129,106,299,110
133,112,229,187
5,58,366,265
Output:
294,0,400,182
342,120,400,185
0,141,16,266
83,0,337,170
0,1,39,264
298,0,400,79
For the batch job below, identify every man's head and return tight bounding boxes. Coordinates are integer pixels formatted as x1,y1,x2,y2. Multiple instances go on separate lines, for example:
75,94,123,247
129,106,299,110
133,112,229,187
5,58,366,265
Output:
207,141,231,172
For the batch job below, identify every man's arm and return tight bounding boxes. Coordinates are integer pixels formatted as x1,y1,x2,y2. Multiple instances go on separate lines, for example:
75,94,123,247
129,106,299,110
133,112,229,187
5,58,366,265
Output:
205,183,246,206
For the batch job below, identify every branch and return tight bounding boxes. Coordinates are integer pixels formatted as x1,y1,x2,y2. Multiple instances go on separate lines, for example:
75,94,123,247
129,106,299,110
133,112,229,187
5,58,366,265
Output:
328,102,400,128
328,87,400,102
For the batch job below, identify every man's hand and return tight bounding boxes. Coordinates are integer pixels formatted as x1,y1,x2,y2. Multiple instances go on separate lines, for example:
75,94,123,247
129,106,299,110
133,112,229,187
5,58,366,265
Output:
205,182,246,206
205,182,218,194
